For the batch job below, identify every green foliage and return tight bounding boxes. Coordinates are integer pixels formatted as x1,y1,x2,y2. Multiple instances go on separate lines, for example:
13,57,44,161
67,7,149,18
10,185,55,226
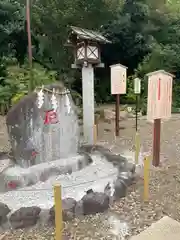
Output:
11,92,26,105
0,60,56,114
122,77,136,104
32,0,115,72
0,0,24,56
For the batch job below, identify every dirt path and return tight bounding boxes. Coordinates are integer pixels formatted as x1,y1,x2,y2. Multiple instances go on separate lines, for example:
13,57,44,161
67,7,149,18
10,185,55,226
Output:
97,113,180,165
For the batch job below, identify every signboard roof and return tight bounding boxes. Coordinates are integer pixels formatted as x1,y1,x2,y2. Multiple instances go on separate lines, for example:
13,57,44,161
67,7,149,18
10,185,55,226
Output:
146,70,175,78
110,63,128,69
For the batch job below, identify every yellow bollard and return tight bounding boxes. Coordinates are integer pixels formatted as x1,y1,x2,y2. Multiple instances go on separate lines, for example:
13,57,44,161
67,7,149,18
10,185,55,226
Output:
135,132,140,164
143,156,150,201
54,184,63,240
93,124,97,144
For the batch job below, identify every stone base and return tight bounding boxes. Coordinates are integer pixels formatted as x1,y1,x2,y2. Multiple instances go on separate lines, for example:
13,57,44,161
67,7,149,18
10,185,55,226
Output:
0,145,136,230
130,216,180,240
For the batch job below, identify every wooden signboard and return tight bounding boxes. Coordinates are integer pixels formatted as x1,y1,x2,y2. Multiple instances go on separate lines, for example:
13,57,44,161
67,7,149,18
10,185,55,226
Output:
147,70,174,121
146,70,174,167
110,64,127,95
110,63,128,137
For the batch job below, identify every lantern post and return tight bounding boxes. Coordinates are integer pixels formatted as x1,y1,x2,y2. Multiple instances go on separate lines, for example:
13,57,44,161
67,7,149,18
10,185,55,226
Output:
146,70,174,166
66,26,111,144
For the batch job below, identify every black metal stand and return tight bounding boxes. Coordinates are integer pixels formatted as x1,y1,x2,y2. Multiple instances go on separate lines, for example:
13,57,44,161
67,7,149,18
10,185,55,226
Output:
135,95,138,131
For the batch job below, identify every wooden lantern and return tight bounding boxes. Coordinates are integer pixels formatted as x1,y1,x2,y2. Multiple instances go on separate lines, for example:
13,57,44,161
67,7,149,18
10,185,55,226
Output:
76,41,100,64
66,26,110,66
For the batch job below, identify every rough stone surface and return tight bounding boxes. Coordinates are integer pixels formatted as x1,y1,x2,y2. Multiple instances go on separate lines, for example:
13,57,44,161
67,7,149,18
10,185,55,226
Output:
81,191,109,215
113,179,127,200
1,153,93,191
0,145,136,231
6,92,38,165
0,159,14,173
0,202,10,225
117,171,135,186
50,198,77,222
79,144,135,172
9,206,41,229
79,144,136,192
6,83,79,167
74,200,84,216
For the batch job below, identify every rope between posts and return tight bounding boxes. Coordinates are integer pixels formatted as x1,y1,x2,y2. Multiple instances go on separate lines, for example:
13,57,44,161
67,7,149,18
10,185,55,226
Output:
7,172,118,192
34,86,70,95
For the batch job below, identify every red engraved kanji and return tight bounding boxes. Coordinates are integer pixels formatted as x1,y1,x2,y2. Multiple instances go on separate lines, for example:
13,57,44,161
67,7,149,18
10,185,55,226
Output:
158,78,161,100
31,150,38,158
7,181,18,189
44,110,58,125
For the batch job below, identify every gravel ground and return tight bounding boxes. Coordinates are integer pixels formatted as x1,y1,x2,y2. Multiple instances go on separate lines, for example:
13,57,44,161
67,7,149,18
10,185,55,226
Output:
1,111,180,239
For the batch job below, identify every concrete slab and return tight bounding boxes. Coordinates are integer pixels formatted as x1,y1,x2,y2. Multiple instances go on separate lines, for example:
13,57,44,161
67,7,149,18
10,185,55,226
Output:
130,216,180,240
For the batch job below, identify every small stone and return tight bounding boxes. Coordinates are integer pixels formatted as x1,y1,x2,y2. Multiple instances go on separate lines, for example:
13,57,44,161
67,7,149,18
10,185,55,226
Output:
0,202,11,225
81,192,109,215
9,206,41,229
50,198,77,222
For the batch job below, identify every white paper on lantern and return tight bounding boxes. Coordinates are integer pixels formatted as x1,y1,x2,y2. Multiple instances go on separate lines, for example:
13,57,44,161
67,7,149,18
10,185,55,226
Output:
146,70,174,121
110,64,127,95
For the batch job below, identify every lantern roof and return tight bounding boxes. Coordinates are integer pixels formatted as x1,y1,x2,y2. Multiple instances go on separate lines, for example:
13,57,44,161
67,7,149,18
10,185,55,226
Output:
67,26,111,45
146,70,175,78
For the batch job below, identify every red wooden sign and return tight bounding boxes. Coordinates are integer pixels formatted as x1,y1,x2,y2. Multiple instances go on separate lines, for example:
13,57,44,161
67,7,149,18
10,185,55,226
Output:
147,70,174,120
158,78,161,100
44,109,58,125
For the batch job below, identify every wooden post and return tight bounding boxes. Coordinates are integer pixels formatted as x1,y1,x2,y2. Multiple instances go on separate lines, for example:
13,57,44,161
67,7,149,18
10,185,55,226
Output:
115,94,120,136
144,156,150,201
153,119,161,166
26,0,33,92
54,185,63,240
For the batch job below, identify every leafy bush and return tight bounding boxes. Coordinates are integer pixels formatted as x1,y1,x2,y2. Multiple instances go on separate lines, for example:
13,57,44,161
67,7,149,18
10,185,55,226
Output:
0,61,57,114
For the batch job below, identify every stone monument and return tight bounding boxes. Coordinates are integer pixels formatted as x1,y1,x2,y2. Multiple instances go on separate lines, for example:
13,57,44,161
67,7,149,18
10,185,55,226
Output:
6,83,79,167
